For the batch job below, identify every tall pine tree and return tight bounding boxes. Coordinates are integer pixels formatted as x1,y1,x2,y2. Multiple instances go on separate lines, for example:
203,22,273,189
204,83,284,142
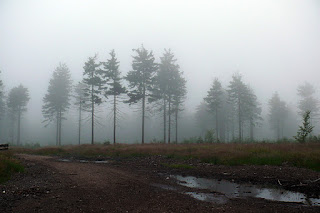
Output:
153,49,182,143
268,92,288,140
83,55,104,145
297,82,319,125
42,63,72,146
227,73,250,142
125,45,158,144
74,81,89,145
101,50,126,144
7,84,30,145
204,78,223,141
171,66,186,143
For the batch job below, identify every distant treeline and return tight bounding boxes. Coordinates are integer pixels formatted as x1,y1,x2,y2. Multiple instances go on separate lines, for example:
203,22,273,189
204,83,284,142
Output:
0,46,319,145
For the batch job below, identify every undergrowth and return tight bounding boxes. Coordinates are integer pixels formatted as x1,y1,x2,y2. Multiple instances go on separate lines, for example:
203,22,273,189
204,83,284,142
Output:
0,151,24,183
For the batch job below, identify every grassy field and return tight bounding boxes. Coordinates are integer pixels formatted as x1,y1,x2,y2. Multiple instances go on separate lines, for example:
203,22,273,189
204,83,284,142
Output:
14,142,320,171
0,151,24,183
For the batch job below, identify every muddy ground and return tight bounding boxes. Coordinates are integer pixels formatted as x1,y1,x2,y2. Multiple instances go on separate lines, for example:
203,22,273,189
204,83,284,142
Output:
0,154,319,212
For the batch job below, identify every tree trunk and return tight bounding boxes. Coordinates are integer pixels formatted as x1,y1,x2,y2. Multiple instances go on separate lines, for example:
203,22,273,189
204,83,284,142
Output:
168,96,171,144
78,98,82,145
215,107,219,141
113,94,116,144
163,98,166,143
17,107,21,146
59,109,62,146
56,112,59,146
91,84,94,145
142,85,145,144
277,119,280,140
250,119,254,141
238,98,242,142
175,107,178,143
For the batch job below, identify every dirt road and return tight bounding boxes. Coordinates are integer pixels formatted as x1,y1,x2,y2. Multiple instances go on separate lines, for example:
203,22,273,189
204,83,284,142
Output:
0,154,319,212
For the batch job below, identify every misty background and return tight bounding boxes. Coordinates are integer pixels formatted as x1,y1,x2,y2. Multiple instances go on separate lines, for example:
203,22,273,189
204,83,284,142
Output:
0,0,319,145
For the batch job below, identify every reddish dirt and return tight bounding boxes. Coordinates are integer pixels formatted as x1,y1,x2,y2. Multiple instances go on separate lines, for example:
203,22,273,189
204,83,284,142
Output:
0,154,319,212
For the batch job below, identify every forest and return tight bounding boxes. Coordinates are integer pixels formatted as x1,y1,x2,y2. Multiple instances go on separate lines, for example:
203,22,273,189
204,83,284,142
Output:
0,45,319,146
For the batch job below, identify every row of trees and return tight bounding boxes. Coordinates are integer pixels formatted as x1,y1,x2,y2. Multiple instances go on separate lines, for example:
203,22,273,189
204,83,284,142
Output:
201,74,261,142
198,75,319,142
0,71,30,145
42,46,187,145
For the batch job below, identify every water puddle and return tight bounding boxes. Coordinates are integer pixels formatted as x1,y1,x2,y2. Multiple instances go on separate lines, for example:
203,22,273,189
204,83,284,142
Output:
172,175,320,206
58,159,109,164
185,192,228,204
151,183,227,204
58,159,71,162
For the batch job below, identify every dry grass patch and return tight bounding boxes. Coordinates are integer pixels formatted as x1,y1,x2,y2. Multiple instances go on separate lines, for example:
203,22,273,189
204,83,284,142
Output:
14,143,320,171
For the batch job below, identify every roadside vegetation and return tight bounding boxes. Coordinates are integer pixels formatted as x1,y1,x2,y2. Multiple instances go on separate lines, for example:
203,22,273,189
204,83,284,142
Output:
0,151,24,183
14,142,320,171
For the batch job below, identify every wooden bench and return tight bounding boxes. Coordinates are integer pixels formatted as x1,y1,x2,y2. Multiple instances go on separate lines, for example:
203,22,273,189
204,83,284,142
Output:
0,144,9,151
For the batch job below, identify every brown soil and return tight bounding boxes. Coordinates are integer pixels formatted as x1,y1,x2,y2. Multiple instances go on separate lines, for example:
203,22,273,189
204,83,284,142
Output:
0,154,319,213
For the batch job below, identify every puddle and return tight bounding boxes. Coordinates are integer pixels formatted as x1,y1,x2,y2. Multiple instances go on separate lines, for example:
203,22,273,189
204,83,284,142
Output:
172,175,320,206
185,192,228,204
58,159,71,162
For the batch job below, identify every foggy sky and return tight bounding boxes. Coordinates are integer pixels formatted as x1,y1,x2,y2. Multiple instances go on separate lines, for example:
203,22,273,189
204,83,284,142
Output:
1,0,320,143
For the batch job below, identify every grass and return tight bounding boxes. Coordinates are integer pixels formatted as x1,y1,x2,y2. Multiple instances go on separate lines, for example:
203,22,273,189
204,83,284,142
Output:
0,151,24,183
14,142,320,171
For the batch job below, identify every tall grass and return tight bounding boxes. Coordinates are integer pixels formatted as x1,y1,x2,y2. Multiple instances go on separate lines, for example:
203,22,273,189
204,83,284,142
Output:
15,143,320,171
0,151,24,183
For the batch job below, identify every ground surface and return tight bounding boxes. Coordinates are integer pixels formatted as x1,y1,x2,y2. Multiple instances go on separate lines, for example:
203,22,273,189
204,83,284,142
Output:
0,154,319,212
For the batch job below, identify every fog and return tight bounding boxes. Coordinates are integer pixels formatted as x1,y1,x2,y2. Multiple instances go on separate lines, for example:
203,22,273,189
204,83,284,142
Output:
0,0,320,145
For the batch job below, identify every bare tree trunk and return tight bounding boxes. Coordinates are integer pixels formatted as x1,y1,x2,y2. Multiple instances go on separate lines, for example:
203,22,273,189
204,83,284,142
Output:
17,107,21,146
163,98,166,143
238,98,242,142
56,112,59,146
113,94,116,144
78,98,82,145
168,96,171,144
59,109,62,146
250,119,254,141
91,84,94,145
175,108,178,143
142,85,145,144
277,120,280,140
215,108,219,141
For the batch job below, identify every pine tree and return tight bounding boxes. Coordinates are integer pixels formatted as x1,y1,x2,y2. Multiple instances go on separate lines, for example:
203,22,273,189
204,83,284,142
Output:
227,73,249,142
7,84,30,145
268,92,288,140
101,50,126,144
204,78,223,141
171,67,186,143
74,81,89,145
243,86,262,141
83,55,104,145
125,45,158,144
153,49,185,143
42,63,72,146
297,82,319,125
294,110,314,143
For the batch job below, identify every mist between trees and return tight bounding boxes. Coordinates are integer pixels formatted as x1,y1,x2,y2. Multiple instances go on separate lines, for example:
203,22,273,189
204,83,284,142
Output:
0,46,319,146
